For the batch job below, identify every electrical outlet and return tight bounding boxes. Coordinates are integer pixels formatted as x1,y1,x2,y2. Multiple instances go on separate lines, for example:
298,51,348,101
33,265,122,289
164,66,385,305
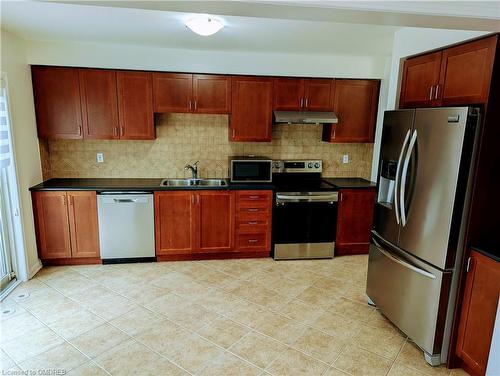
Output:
96,153,104,163
342,154,349,164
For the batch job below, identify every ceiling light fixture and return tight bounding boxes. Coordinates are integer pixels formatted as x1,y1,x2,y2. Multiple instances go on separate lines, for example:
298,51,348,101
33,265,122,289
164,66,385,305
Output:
185,16,223,36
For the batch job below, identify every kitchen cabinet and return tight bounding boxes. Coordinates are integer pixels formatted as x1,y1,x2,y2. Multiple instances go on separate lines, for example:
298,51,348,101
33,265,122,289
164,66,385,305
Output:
273,78,334,111
196,191,234,252
31,66,83,139
116,71,155,140
456,250,500,376
399,35,497,108
335,188,376,256
230,76,273,142
153,73,230,114
155,191,196,254
235,190,272,252
79,69,119,139
322,79,379,143
32,191,100,261
399,51,442,108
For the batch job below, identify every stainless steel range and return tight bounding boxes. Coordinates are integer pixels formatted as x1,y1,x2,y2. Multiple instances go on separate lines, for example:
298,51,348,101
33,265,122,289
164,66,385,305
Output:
272,160,338,260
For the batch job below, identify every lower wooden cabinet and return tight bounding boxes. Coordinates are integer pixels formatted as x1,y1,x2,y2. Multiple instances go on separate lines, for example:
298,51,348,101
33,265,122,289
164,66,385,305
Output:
335,188,376,256
32,191,100,261
155,190,272,259
456,250,500,376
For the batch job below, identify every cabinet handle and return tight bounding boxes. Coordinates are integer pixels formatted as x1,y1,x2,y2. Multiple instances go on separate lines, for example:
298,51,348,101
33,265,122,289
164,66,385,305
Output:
466,257,472,272
249,195,259,199
120,127,124,137
248,221,258,225
78,125,82,136
300,98,304,108
248,239,258,243
113,126,118,137
305,98,308,108
248,208,259,212
435,84,440,99
188,100,192,109
194,100,197,110
429,85,435,100
232,129,235,139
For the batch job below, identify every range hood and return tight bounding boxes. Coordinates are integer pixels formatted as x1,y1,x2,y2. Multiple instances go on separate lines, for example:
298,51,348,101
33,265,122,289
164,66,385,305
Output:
273,111,338,125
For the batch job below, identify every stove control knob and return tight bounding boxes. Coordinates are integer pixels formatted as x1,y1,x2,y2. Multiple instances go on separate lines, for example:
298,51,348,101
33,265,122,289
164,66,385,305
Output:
314,162,321,168
273,162,280,169
307,162,313,168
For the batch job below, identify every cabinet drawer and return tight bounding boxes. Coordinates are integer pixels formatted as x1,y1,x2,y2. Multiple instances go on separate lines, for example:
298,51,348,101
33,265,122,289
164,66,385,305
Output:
237,206,269,215
237,191,273,203
237,233,268,249
237,222,269,234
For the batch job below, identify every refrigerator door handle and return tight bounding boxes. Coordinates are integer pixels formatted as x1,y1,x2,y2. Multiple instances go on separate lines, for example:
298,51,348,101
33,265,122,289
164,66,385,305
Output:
373,238,436,279
394,129,411,225
400,129,418,226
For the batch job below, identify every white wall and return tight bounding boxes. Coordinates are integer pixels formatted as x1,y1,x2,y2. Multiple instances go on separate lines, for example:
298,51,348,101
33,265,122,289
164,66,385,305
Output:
25,39,389,79
0,30,43,279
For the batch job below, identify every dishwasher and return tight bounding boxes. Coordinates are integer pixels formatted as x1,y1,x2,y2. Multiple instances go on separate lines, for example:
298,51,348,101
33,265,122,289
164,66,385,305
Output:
97,192,155,263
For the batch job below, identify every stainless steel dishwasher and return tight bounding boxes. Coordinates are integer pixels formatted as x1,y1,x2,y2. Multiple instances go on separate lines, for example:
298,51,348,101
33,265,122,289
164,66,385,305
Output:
97,192,155,263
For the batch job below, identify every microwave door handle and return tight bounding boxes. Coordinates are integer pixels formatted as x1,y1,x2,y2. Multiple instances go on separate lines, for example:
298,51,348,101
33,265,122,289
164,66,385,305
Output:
372,238,436,279
394,129,411,225
400,130,417,227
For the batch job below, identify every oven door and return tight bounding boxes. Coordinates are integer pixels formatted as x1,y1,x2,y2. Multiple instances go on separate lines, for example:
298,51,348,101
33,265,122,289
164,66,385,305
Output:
273,192,338,260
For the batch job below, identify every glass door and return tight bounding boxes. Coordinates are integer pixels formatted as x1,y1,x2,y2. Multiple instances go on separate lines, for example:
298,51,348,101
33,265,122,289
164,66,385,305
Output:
0,73,17,295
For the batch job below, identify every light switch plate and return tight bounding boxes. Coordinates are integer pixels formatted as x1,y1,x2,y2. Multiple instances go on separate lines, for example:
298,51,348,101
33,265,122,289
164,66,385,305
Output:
342,155,349,164
96,153,104,163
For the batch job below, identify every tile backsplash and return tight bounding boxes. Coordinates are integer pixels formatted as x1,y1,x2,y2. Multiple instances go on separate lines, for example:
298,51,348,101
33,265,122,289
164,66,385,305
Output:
40,113,374,180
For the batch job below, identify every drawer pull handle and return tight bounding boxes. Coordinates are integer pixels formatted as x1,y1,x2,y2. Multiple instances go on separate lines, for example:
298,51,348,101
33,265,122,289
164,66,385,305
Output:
248,208,259,212
248,221,258,225
248,239,258,243
249,196,259,199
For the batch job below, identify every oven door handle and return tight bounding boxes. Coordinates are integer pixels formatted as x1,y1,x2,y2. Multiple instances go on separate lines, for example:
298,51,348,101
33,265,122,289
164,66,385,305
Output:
276,193,339,203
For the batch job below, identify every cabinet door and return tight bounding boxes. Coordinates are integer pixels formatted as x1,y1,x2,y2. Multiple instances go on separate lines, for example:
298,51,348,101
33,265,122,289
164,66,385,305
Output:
193,74,231,114
399,51,442,108
32,191,72,259
273,78,304,110
67,191,100,258
456,250,500,376
154,192,196,255
230,76,273,142
439,36,497,105
304,78,334,111
324,80,379,143
195,191,234,252
153,73,193,113
31,66,83,139
79,69,119,139
117,71,155,140
336,189,376,256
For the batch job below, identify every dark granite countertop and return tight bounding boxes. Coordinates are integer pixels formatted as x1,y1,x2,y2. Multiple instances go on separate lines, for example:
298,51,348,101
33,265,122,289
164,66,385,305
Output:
471,244,500,263
29,178,275,192
323,177,376,189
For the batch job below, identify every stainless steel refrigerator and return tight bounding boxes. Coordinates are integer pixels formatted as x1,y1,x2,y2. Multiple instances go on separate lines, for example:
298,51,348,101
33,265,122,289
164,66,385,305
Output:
367,107,481,366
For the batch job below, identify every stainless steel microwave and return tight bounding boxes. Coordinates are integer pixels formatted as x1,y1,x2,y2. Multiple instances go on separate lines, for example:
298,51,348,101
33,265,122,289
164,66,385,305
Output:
229,156,272,183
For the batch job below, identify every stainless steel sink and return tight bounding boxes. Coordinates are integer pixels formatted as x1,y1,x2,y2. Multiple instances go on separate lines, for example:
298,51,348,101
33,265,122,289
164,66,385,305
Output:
161,178,226,187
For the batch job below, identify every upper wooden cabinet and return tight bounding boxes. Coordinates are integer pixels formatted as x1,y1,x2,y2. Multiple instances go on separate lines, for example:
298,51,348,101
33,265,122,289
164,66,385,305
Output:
456,250,500,376
153,73,230,114
322,79,380,143
31,66,83,139
273,77,334,111
400,35,497,108
439,36,497,105
79,69,120,139
399,51,442,108
32,67,155,140
335,188,376,256
230,76,273,142
117,71,155,140
32,190,100,260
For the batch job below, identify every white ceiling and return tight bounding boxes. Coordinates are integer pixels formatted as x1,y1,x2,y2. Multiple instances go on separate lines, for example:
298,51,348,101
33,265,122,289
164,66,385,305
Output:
1,1,498,57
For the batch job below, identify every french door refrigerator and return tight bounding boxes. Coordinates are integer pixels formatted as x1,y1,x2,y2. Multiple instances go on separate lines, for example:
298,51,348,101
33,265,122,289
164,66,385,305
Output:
367,107,481,366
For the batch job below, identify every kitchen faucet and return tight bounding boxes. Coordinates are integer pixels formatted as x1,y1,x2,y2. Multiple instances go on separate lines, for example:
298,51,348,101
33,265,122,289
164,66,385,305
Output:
184,161,199,179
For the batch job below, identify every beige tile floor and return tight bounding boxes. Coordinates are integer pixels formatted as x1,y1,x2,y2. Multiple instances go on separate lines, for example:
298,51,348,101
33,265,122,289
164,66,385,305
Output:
1,255,470,376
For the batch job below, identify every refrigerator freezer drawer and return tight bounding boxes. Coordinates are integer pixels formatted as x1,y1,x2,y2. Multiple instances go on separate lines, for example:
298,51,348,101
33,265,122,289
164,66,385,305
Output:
366,236,452,356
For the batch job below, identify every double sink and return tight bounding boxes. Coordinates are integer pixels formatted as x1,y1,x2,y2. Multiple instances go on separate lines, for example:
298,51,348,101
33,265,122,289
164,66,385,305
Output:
161,178,227,187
